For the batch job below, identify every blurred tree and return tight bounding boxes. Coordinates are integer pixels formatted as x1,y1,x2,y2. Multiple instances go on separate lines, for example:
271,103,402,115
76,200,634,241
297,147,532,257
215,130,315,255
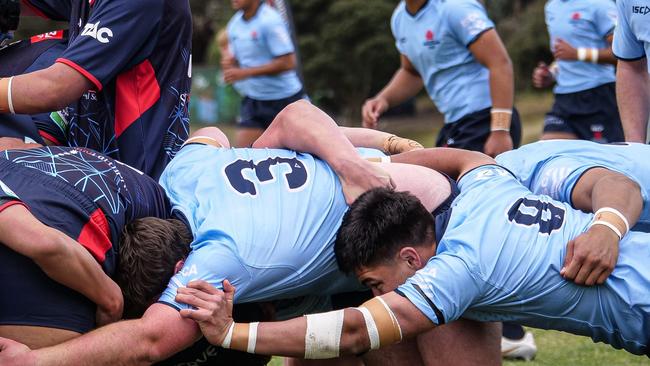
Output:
290,0,399,123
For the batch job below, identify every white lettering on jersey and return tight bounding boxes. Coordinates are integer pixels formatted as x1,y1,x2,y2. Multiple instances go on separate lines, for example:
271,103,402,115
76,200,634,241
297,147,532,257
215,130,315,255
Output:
180,264,199,277
81,21,113,44
461,12,488,38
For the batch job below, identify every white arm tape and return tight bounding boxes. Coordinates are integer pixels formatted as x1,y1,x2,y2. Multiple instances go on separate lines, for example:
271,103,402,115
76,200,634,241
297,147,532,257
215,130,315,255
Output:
357,307,381,350
376,296,403,341
221,322,235,348
7,77,15,115
304,310,344,359
595,207,630,233
248,322,259,354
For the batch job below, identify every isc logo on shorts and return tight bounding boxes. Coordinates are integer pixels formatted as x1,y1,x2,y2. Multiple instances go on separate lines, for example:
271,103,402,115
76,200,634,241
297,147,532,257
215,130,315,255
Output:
81,21,113,44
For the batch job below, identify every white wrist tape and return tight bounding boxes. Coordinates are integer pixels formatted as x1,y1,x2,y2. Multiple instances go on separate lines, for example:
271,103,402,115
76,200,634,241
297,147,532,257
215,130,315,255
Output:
490,108,513,115
304,310,344,359
248,322,259,354
357,307,381,350
591,220,622,239
595,207,630,233
221,322,235,348
577,47,588,61
590,48,599,64
7,76,15,115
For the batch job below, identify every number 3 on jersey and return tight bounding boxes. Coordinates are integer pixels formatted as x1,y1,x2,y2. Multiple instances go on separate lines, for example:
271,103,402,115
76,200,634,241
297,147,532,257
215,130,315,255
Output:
224,157,308,196
507,197,565,235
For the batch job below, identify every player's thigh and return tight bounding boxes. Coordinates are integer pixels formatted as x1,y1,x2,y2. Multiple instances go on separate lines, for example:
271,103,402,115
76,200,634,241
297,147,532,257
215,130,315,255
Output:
417,319,501,366
235,127,264,147
0,325,80,349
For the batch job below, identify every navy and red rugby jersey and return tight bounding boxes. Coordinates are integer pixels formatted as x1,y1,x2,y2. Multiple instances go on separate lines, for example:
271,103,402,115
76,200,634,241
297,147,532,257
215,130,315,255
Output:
0,146,171,275
22,0,193,179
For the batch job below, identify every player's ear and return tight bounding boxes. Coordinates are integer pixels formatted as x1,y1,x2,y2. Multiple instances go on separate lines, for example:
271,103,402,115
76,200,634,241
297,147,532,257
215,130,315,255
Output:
174,259,186,274
398,247,422,269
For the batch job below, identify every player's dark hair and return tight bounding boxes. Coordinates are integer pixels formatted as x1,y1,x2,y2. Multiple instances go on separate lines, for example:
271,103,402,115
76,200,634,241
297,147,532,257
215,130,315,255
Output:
116,217,192,318
335,187,435,274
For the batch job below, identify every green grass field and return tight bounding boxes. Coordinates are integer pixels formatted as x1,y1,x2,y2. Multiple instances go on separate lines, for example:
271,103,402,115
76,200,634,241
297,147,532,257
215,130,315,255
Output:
213,92,650,365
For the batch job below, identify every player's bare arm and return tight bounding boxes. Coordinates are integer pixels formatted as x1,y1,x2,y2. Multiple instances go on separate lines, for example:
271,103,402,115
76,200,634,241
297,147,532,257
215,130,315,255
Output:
560,168,643,285
0,62,93,115
616,59,650,143
176,280,435,359
553,34,617,65
253,100,395,203
362,54,423,128
469,29,515,157
0,204,122,326
223,53,296,84
0,303,202,365
391,147,495,180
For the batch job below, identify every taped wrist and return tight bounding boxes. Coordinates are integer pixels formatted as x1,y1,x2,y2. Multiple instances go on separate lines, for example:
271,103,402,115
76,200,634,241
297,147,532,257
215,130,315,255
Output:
590,207,630,240
220,322,260,354
490,108,512,132
382,135,424,154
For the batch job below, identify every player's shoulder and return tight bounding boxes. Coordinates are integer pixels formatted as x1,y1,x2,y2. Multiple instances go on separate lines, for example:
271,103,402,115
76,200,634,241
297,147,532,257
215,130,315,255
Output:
258,3,284,25
390,1,408,27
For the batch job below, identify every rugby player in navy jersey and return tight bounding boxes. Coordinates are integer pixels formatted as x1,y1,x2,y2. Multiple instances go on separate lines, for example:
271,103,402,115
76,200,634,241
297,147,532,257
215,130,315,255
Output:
1,0,193,179
0,141,179,349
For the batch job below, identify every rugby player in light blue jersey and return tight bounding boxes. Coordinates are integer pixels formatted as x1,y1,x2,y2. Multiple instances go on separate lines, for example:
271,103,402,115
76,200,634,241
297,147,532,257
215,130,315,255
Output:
613,0,650,143
0,102,507,366
172,148,650,360
225,0,307,147
362,0,520,157
533,0,623,142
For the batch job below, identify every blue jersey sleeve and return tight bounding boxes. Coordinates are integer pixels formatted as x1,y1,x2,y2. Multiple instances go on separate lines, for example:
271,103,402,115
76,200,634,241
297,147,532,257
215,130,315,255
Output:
396,254,482,325
158,241,250,311
613,0,645,60
446,0,495,47
593,0,617,38
57,0,163,90
263,14,295,57
23,0,71,21
390,7,406,55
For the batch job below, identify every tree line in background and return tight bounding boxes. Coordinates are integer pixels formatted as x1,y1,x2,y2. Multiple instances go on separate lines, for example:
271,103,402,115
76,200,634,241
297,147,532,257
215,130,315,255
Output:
15,0,553,120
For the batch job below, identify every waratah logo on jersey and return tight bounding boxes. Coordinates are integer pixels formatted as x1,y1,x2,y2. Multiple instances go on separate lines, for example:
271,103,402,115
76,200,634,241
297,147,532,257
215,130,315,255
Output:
569,12,584,25
423,29,439,48
81,21,113,44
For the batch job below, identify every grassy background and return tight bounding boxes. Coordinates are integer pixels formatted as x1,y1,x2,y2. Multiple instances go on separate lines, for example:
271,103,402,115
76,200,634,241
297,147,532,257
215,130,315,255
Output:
211,92,650,365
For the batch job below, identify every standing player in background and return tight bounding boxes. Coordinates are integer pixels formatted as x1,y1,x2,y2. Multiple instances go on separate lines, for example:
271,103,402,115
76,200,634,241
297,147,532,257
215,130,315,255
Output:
0,0,192,179
362,0,520,157
612,0,650,143
225,0,308,147
532,0,622,142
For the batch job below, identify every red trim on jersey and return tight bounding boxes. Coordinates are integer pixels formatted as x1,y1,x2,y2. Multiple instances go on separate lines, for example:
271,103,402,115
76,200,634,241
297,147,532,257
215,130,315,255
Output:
114,60,161,137
30,30,65,44
89,0,96,6
38,130,62,145
77,208,112,263
21,0,51,19
0,200,27,214
56,58,104,91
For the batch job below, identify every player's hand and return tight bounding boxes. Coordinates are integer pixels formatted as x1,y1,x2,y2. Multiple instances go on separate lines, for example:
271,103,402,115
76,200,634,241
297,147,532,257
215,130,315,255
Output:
220,55,238,69
382,135,424,155
483,131,513,157
0,337,33,366
362,96,389,129
553,38,578,61
95,284,124,327
177,280,236,346
337,159,395,205
532,62,554,88
561,224,619,286
223,67,248,84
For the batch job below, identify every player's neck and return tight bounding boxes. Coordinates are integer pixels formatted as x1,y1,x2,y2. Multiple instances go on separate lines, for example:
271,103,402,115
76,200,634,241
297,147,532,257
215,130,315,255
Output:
405,0,428,15
243,0,261,20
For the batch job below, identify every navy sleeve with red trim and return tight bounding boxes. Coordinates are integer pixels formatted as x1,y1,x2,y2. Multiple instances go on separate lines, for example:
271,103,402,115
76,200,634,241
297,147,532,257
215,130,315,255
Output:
57,0,163,90
22,0,71,21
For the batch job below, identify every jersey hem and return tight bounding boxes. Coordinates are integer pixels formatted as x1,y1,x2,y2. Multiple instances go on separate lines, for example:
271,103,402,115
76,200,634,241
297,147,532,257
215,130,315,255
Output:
466,27,493,48
158,300,182,312
0,200,27,214
613,53,646,62
56,58,103,91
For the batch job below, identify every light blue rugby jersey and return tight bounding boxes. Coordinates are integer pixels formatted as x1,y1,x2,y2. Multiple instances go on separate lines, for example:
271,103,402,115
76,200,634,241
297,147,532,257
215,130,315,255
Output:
496,140,650,230
397,165,650,355
544,0,617,94
613,0,650,71
227,2,303,100
158,144,365,309
391,0,494,123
